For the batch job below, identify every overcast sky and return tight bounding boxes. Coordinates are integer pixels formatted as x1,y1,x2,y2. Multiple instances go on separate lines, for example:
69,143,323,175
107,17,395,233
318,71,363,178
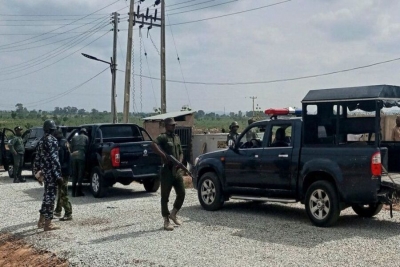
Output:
1,0,400,114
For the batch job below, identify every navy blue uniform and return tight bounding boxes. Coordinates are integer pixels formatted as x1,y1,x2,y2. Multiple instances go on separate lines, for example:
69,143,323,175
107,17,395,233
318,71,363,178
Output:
34,134,62,220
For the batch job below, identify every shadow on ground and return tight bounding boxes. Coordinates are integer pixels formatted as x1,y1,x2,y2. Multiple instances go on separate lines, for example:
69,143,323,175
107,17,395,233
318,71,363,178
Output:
180,200,400,248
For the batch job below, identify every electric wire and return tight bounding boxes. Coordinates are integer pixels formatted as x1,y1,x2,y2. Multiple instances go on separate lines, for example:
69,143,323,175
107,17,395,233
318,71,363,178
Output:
168,0,238,16
131,56,400,86
0,29,111,82
166,14,191,107
141,38,158,108
166,0,215,12
0,21,110,74
24,67,109,108
0,0,120,49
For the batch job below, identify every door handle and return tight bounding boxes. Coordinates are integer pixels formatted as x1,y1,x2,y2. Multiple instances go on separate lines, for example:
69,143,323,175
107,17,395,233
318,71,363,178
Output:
278,154,288,158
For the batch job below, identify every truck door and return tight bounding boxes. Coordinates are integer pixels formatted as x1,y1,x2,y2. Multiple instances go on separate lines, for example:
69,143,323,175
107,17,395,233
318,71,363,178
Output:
259,122,295,190
225,123,268,187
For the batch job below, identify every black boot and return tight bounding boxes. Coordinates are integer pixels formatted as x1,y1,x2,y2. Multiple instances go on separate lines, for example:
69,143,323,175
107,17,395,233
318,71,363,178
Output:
71,184,77,197
76,185,85,197
13,177,19,183
19,176,26,183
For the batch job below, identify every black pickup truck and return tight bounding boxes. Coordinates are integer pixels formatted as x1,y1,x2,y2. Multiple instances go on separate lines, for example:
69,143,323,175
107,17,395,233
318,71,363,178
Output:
67,123,161,198
193,84,400,227
1,126,78,178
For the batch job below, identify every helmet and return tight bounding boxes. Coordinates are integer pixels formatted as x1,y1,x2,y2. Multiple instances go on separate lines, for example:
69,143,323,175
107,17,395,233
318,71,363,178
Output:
164,117,177,126
14,126,23,132
43,119,57,132
248,118,255,125
80,128,88,134
229,121,239,130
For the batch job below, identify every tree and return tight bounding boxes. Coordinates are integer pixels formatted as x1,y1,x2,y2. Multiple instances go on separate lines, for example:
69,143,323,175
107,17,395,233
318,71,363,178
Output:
11,111,16,119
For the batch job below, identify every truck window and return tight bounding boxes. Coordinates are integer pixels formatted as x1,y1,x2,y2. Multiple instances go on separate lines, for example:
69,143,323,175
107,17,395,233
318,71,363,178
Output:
238,125,265,149
268,124,292,147
98,125,142,140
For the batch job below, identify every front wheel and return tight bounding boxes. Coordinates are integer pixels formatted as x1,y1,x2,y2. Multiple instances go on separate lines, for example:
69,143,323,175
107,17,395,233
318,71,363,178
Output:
305,180,340,227
352,203,383,217
143,177,160,192
198,172,224,211
90,167,107,198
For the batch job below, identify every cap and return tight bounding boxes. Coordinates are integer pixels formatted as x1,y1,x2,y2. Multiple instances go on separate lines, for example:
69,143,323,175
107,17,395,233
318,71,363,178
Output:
80,128,88,134
248,118,255,124
164,117,177,126
14,126,23,131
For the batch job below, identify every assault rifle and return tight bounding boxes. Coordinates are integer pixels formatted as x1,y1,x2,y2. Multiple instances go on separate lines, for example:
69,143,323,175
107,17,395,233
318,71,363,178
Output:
166,154,194,178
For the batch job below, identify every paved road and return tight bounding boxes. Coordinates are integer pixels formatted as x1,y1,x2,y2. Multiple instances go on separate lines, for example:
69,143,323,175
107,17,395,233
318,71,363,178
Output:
1,170,400,266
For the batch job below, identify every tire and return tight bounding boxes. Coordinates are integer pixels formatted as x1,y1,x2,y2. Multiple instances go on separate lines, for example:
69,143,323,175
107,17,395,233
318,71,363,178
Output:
351,203,383,218
143,177,160,192
305,180,340,227
90,167,107,198
8,164,14,179
198,172,224,211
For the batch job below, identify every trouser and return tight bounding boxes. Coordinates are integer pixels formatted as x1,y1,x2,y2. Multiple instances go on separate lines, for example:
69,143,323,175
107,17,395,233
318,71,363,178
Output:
39,177,58,220
12,153,24,179
72,158,85,185
55,175,72,216
160,166,186,217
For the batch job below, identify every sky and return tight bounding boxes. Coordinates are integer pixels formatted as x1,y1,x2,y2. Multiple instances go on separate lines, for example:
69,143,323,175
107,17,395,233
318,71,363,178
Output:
1,0,400,114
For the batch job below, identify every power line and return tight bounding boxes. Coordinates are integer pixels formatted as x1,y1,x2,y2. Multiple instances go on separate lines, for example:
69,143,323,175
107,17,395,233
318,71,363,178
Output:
127,56,400,86
0,29,111,82
24,67,110,108
168,0,238,16
0,0,119,49
0,21,110,74
169,0,292,26
167,0,216,12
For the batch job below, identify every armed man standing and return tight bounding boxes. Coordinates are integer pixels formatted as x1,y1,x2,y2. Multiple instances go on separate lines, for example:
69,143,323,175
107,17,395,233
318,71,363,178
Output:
226,121,240,147
9,126,26,183
151,118,186,231
70,128,89,197
54,130,73,221
33,120,63,231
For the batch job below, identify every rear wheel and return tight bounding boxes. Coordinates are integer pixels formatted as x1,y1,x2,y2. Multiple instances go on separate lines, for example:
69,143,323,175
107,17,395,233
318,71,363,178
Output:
90,167,107,198
305,180,340,227
351,203,383,217
198,172,224,211
143,177,160,192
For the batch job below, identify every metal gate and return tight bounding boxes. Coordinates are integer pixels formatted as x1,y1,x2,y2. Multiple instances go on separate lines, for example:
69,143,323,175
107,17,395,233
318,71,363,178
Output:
175,126,192,164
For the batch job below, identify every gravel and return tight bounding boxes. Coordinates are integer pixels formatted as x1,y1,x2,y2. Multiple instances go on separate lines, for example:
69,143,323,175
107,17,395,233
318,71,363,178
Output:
1,170,400,267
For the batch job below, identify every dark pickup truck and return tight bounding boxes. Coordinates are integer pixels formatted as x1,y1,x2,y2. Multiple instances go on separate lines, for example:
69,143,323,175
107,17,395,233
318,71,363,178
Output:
1,126,78,178
193,84,400,227
67,123,161,198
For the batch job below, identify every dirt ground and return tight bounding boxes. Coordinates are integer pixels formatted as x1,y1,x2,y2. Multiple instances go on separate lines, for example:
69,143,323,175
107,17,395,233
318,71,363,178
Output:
0,233,68,267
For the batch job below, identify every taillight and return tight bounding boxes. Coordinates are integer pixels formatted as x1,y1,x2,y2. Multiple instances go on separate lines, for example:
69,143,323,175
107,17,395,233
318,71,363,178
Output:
371,151,381,176
111,147,120,167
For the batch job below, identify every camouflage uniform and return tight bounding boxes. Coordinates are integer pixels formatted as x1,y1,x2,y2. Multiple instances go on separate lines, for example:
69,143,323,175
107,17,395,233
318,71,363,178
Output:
9,131,25,182
155,132,186,217
54,135,72,218
33,133,62,220
226,131,239,146
70,132,89,196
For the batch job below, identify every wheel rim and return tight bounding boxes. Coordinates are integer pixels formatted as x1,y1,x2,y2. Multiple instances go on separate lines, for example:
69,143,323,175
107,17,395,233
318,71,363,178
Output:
92,173,99,193
200,179,216,205
309,189,330,220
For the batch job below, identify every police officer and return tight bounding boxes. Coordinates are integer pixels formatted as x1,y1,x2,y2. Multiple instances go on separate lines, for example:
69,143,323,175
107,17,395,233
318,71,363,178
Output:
9,126,26,183
33,119,63,231
54,130,73,221
226,121,239,147
70,128,89,197
151,118,185,231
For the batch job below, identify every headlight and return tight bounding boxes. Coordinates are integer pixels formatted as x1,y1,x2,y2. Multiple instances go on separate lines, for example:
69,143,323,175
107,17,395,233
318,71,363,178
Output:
194,157,199,166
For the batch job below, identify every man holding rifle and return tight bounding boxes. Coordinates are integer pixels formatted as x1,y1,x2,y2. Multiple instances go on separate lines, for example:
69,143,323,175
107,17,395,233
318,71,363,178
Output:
151,117,186,231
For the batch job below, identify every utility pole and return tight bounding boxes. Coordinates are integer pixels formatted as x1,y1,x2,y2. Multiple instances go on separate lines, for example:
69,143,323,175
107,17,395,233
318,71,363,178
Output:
160,0,166,113
250,96,257,117
123,0,135,123
111,12,119,124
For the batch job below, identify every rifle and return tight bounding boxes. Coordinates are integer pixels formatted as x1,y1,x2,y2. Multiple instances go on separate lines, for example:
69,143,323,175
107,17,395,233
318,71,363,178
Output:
166,154,194,178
